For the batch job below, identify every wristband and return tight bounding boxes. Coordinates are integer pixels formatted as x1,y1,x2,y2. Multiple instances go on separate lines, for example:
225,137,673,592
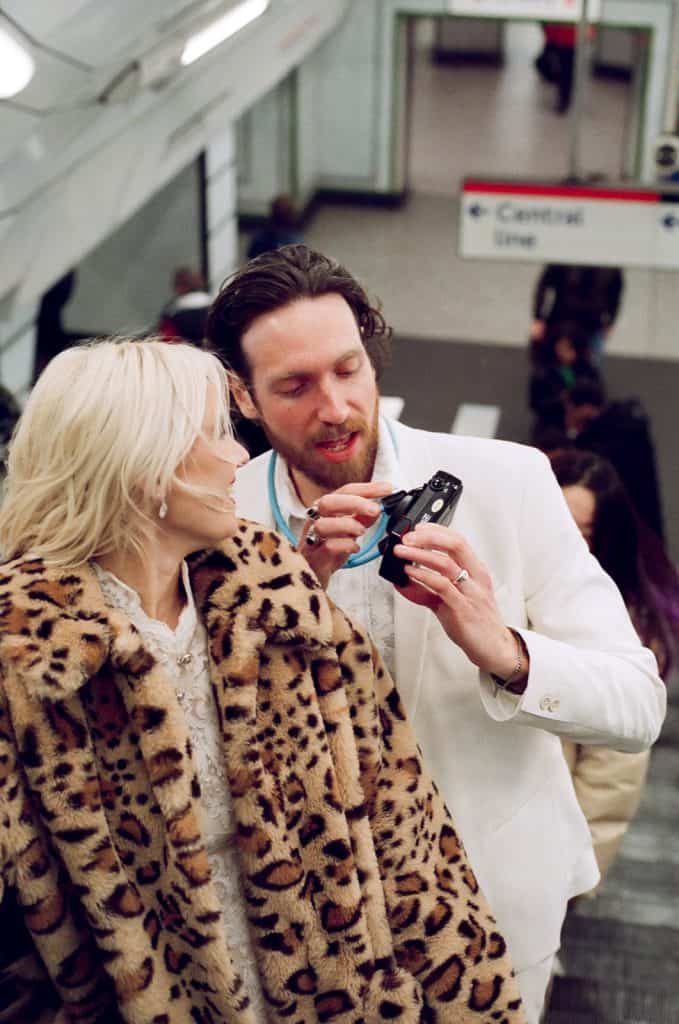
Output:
491,629,526,692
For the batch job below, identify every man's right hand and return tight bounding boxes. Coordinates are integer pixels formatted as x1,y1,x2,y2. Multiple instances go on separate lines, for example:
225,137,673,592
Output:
297,482,392,588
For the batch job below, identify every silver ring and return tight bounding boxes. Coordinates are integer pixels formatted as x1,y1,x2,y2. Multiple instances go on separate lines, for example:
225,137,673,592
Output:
305,527,319,547
306,502,321,521
453,568,470,586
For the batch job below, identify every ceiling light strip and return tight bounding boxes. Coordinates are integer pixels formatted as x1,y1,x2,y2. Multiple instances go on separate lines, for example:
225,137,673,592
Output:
0,25,35,99
181,0,269,66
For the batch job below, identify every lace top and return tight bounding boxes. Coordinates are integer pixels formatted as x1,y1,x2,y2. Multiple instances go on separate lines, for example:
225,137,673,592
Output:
91,561,269,1022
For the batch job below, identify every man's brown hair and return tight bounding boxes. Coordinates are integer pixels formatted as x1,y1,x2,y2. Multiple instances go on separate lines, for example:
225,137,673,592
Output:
205,245,392,386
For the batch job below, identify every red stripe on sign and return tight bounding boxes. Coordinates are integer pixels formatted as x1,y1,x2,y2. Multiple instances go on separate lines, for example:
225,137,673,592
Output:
463,181,659,202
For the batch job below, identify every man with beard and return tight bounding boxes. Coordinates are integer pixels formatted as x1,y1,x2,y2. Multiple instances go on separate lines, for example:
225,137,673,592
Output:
205,245,665,1024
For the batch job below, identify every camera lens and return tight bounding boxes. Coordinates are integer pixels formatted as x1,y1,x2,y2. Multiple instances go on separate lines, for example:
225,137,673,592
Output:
430,477,443,490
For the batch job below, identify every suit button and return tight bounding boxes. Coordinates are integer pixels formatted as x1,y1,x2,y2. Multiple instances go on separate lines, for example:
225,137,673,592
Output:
539,696,560,713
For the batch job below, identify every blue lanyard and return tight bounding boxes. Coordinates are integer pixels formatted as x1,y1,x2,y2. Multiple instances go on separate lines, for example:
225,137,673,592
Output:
267,419,397,569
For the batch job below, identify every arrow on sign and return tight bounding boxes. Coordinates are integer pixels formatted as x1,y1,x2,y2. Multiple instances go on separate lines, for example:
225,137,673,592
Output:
468,203,487,219
661,214,679,229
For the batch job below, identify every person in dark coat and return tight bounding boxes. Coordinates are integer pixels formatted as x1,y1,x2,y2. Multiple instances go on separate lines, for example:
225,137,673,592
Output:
33,271,83,382
535,22,597,114
529,320,603,449
0,384,20,464
531,264,624,362
247,194,303,260
536,23,577,113
158,267,211,344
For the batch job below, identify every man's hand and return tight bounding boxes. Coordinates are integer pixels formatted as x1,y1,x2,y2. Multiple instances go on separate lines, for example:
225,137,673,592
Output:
392,523,527,682
298,482,392,588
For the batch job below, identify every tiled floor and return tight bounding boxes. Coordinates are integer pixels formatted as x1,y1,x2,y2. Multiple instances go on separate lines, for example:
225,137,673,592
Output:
408,21,630,195
547,683,679,1023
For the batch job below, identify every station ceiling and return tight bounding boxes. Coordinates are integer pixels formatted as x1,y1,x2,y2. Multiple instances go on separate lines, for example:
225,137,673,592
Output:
0,1,242,170
0,0,347,315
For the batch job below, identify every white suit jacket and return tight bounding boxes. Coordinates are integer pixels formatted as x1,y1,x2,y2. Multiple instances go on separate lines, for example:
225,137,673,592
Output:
234,419,665,972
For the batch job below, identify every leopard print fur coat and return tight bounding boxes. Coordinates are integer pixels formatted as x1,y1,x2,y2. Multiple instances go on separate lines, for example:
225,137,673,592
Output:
0,521,525,1024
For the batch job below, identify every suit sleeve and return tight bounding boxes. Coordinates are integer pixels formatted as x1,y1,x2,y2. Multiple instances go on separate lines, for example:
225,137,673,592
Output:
479,448,666,751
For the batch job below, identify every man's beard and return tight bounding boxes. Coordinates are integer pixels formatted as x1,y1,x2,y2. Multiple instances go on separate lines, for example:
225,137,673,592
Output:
259,394,380,493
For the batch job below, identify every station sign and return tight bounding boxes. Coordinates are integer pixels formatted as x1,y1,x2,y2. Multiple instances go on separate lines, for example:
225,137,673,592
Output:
459,180,679,269
449,0,600,22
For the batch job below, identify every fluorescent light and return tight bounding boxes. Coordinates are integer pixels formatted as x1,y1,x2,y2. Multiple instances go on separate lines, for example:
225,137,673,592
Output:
0,24,35,98
181,0,269,66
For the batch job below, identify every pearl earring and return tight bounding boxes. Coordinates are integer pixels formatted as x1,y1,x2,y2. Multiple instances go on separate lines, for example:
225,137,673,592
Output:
158,500,168,520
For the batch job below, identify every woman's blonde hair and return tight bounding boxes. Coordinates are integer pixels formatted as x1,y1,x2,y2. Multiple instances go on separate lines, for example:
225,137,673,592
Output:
0,337,233,566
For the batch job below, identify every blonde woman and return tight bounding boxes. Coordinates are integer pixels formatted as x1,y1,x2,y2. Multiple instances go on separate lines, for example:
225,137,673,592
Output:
0,339,525,1024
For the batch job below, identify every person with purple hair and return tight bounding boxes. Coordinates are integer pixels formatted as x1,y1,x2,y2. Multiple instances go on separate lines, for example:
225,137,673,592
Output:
549,447,678,886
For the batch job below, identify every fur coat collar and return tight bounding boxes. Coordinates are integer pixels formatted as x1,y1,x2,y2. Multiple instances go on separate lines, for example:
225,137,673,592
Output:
0,521,525,1024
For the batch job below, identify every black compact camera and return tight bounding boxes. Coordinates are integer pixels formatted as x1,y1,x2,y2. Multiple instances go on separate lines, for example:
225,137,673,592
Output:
378,471,463,587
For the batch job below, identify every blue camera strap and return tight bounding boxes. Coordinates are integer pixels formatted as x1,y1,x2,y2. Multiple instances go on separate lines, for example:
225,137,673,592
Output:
267,418,397,569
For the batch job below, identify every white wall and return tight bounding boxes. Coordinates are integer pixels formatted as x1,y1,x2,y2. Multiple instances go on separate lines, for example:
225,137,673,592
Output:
236,0,391,208
206,126,238,291
237,78,293,217
64,161,204,336
235,1,382,218
61,132,239,338
0,309,36,399
312,0,383,189
295,59,319,208
4,137,238,392
602,0,674,179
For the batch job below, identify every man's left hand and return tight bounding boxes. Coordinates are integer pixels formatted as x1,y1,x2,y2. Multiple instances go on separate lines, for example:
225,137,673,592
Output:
392,523,524,680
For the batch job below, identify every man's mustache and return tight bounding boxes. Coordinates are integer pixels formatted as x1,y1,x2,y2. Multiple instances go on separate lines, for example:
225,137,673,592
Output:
309,423,364,444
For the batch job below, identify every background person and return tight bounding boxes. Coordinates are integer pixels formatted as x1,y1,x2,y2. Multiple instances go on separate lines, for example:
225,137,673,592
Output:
531,264,624,363
564,380,666,543
206,244,665,1024
0,338,525,1023
247,194,303,261
0,383,20,465
535,22,578,113
528,319,602,449
549,448,679,885
33,270,90,382
158,266,211,343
